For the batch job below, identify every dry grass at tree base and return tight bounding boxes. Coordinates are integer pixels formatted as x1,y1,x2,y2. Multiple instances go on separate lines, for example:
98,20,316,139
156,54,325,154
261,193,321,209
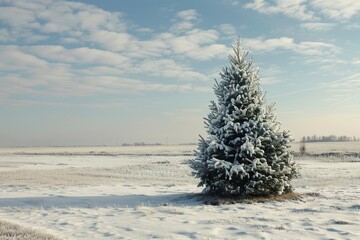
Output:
0,220,61,240
201,191,314,205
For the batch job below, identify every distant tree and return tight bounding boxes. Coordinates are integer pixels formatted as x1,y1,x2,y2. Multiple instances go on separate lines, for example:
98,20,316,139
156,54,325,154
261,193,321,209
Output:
191,39,298,197
299,139,306,155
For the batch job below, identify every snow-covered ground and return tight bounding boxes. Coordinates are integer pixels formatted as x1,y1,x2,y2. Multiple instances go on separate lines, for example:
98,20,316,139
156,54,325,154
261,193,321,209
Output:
0,143,359,239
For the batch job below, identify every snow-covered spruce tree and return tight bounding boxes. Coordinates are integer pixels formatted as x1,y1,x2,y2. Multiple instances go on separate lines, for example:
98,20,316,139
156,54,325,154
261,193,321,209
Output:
191,39,298,197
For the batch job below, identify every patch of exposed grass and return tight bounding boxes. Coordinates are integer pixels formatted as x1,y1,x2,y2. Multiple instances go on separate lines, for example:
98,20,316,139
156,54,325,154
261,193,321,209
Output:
0,220,61,240
303,192,320,197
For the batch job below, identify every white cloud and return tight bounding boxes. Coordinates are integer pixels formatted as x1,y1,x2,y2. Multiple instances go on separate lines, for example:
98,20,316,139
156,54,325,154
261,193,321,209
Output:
311,0,360,19
24,45,131,67
0,3,229,62
176,9,198,21
6,0,45,10
32,7,227,61
303,57,347,66
244,0,316,21
345,23,360,30
171,9,198,32
352,60,360,65
261,76,282,85
0,65,200,100
38,1,125,33
244,0,360,21
0,0,126,43
76,66,125,76
136,27,153,33
158,29,229,60
0,6,37,27
3,0,347,107
0,45,48,71
80,76,196,94
0,44,208,102
300,22,335,31
134,59,207,81
171,22,194,32
21,44,207,81
218,24,237,36
295,41,340,55
224,0,241,6
88,30,135,52
0,28,11,42
87,30,171,58
300,57,349,73
242,37,340,55
61,37,79,44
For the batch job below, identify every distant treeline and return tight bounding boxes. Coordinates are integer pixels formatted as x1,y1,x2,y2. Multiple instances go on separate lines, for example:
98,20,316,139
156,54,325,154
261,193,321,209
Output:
121,142,197,146
301,135,360,142
121,142,163,146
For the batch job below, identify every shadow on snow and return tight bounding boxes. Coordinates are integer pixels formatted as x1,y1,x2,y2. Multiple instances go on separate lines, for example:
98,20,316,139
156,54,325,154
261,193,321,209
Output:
0,193,203,209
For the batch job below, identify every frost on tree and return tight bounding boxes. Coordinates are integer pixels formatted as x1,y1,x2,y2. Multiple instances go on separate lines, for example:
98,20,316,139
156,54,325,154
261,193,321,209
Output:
191,39,298,197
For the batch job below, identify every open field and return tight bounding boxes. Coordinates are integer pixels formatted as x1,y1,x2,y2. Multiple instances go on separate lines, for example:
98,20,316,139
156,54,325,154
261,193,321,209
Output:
0,143,359,239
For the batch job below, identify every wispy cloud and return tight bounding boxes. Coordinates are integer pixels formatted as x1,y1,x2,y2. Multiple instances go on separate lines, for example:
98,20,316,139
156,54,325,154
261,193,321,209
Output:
244,0,316,21
0,28,11,42
0,2,227,62
311,0,360,20
224,0,241,6
244,0,360,21
218,24,237,36
0,71,200,99
242,37,340,56
302,57,348,71
136,27,154,33
24,45,131,67
260,65,283,85
320,73,360,106
3,99,127,109
0,0,350,110
265,72,360,99
352,60,360,65
325,73,360,92
300,22,335,31
0,46,207,99
0,2,229,106
345,23,360,30
0,45,48,71
133,59,207,80
0,0,125,42
171,9,199,32
270,86,325,98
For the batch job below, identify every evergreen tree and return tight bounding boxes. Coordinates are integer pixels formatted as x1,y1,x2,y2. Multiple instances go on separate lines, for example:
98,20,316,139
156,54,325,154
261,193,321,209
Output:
191,39,298,197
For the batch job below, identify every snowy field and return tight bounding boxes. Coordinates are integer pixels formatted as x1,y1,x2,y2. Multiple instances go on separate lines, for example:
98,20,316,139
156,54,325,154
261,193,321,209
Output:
0,143,359,239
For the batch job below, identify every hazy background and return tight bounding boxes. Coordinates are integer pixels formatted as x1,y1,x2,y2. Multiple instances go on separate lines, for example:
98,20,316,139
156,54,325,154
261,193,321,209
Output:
1,0,359,147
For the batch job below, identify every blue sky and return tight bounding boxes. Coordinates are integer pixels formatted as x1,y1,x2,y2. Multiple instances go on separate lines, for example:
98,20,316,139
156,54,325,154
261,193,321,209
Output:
0,0,359,146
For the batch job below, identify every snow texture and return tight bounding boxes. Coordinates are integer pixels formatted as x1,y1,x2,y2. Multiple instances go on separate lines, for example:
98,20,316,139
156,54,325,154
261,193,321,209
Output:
0,144,359,239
